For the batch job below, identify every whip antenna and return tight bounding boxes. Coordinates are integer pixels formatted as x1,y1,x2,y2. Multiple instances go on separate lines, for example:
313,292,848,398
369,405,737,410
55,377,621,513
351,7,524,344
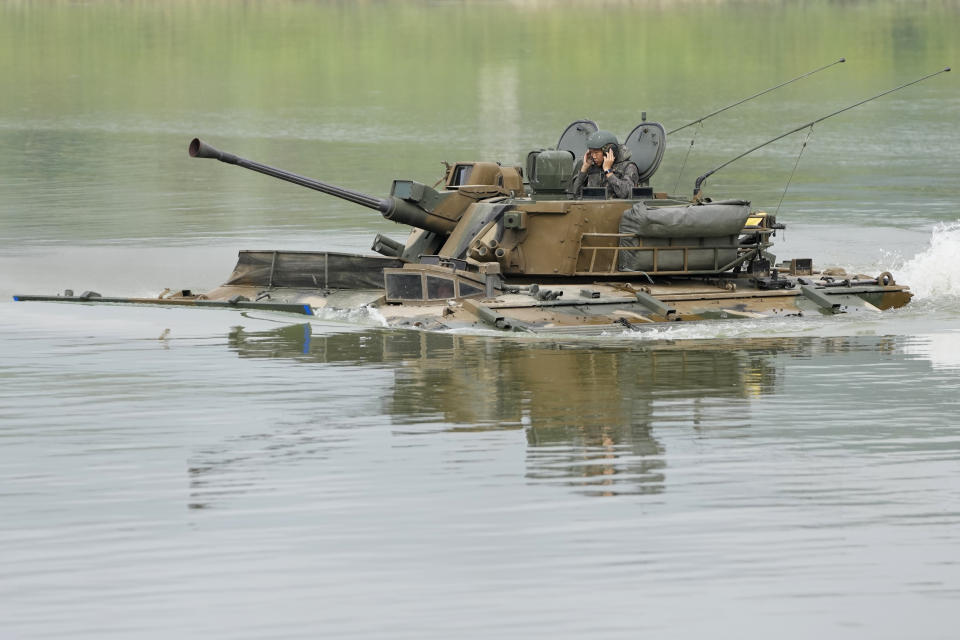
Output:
673,122,702,194
775,126,814,218
693,66,951,196
667,58,846,136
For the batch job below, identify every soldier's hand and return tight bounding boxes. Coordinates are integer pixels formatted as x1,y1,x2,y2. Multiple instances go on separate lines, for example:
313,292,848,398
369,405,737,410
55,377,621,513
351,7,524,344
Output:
581,151,592,173
602,149,615,171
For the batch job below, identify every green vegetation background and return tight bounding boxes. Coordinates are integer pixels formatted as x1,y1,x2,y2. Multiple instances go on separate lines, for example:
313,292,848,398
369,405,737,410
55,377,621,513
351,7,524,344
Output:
1,0,956,241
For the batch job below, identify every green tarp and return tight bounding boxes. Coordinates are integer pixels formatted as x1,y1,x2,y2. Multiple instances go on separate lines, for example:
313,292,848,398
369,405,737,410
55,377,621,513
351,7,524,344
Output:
618,200,751,272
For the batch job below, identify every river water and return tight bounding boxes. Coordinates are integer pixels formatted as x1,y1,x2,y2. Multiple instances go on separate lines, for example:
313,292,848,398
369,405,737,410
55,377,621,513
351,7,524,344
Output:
2,1,960,638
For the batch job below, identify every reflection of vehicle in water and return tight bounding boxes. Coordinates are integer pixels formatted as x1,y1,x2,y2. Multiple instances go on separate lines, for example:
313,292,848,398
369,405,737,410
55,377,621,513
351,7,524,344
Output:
20,62,952,332
220,324,804,496
184,323,910,503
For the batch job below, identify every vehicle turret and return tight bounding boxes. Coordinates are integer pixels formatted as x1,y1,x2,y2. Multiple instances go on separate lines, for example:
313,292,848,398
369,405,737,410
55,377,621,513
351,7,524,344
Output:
187,122,779,286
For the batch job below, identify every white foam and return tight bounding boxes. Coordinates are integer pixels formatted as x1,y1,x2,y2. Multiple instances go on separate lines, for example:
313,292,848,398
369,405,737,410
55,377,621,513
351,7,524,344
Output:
310,304,388,328
894,222,960,300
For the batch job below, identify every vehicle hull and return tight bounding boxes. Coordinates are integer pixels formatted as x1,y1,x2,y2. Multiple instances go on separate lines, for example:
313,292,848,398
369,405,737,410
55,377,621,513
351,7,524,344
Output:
14,250,911,334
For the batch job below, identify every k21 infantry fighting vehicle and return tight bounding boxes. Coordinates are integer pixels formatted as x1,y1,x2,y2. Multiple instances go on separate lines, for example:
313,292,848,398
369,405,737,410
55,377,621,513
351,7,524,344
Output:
15,66,949,334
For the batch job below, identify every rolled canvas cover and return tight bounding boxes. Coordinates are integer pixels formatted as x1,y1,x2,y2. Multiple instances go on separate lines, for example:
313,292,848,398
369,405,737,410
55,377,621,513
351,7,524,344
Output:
622,200,751,238
618,201,751,272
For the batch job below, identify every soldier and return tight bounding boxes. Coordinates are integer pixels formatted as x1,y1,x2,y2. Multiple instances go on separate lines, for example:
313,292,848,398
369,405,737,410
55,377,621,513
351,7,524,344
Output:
569,130,640,199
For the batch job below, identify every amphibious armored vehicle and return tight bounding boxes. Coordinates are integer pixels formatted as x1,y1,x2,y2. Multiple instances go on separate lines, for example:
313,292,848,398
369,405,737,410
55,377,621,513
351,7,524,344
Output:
14,118,912,334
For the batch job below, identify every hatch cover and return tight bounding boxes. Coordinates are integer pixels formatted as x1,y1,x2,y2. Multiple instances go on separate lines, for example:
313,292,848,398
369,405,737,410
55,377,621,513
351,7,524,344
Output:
557,120,598,164
624,121,666,182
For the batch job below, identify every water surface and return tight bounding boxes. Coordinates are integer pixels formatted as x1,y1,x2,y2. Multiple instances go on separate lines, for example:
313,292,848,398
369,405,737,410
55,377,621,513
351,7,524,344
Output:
2,1,960,638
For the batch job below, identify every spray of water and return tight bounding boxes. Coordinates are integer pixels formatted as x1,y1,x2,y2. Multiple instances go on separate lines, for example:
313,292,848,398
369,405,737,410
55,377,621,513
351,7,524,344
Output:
310,304,388,327
895,221,960,300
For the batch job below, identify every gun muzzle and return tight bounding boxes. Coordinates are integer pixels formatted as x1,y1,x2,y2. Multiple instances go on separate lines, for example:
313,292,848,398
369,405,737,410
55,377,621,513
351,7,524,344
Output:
189,138,240,164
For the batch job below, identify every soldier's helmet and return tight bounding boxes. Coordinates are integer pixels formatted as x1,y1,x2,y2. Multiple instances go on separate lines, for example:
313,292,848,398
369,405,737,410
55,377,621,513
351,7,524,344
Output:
585,130,619,150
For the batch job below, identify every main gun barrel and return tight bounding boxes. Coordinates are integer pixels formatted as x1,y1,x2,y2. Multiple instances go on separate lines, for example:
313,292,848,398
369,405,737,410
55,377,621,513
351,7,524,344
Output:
188,138,456,234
